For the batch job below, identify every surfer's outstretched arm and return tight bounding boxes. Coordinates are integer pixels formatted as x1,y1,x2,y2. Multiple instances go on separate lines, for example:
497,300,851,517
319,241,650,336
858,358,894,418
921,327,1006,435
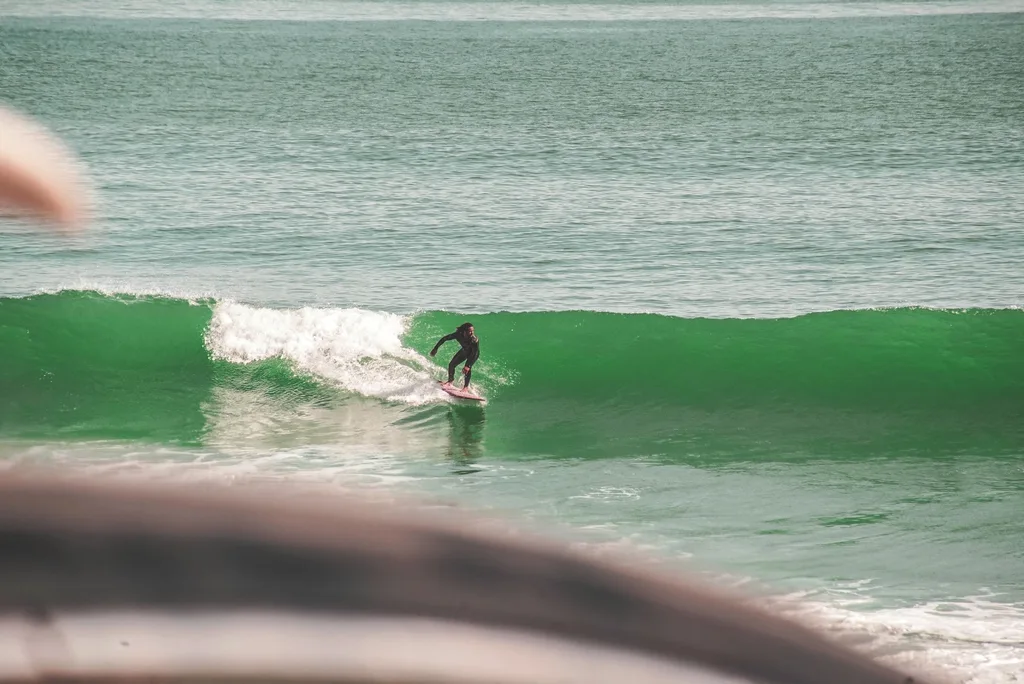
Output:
429,333,456,357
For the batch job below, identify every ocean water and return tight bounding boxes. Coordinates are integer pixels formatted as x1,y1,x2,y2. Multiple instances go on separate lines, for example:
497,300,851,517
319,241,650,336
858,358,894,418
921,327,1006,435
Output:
1,0,1023,681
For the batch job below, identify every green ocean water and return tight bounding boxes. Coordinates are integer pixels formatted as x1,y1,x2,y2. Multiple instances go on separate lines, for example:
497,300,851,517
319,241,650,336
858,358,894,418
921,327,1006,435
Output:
1,2,1023,681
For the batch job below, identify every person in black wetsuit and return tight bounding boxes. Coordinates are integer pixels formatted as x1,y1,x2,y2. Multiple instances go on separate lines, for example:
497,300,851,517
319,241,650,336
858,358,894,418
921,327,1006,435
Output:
431,322,480,390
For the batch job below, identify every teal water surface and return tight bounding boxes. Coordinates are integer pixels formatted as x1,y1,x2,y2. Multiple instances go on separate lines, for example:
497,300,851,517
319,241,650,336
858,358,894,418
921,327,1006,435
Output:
1,2,1023,681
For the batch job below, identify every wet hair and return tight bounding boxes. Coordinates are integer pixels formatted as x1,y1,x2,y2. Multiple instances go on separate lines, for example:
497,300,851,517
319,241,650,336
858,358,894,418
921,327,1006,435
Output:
457,322,473,333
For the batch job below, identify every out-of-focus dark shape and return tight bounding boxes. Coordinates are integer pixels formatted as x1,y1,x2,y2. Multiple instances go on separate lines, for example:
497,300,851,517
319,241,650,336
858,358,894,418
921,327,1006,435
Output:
0,472,929,684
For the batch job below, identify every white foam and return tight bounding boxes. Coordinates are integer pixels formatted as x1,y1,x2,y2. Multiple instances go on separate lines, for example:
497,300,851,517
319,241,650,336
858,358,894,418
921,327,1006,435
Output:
763,588,1024,684
205,301,444,405
0,441,420,493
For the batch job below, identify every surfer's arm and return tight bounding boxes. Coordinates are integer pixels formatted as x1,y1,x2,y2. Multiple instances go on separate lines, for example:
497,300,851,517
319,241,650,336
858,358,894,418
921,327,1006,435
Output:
430,333,456,357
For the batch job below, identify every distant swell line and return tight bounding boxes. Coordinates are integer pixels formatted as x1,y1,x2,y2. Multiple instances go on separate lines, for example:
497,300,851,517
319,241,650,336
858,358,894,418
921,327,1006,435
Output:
5,1,1022,22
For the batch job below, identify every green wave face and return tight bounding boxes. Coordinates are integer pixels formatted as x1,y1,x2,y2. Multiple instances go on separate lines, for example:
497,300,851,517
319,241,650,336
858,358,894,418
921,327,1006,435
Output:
1,292,1021,459
411,308,1024,409
0,291,339,443
0,291,216,442
408,308,1024,459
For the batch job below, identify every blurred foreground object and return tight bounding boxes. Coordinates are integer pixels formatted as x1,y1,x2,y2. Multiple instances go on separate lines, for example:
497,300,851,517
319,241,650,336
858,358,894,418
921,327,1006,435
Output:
0,105,90,230
0,473,927,684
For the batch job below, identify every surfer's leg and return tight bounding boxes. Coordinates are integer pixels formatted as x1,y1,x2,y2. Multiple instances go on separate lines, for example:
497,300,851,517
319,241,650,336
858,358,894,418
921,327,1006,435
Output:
463,366,472,389
447,349,468,383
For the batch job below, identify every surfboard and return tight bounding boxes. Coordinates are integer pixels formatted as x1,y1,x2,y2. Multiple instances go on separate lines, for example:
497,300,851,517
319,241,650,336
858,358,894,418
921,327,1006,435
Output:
439,381,486,403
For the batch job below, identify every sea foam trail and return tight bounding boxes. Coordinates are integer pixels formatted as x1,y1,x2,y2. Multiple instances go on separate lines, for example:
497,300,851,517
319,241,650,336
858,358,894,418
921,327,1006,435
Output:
769,591,1024,684
206,301,442,405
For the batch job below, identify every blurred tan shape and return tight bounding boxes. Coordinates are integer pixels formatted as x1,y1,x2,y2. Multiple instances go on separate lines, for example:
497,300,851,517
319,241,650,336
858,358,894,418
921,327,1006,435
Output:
0,105,90,230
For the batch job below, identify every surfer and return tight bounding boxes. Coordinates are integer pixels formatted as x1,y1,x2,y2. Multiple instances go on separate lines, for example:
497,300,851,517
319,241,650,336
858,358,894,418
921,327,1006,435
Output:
430,322,479,390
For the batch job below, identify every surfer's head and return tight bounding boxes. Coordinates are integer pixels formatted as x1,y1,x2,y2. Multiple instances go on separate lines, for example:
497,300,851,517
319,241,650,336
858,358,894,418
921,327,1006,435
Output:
457,322,475,340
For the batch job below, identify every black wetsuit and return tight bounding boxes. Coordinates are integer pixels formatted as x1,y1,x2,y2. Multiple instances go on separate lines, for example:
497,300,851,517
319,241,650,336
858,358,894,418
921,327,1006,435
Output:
432,330,480,387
